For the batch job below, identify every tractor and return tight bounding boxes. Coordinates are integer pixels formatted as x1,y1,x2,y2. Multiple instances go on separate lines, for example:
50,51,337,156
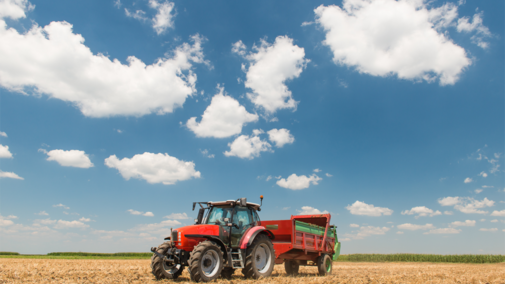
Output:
150,196,274,282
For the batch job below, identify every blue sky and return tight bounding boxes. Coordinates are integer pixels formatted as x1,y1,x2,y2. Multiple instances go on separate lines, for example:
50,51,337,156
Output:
0,0,503,254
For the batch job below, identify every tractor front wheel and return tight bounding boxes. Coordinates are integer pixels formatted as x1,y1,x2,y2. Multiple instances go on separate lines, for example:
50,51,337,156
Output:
242,234,275,279
188,241,224,282
284,260,299,276
151,242,183,280
316,254,332,276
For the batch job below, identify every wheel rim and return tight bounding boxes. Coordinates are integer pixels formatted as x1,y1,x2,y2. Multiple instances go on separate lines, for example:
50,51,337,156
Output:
201,250,220,277
162,262,181,275
255,243,272,273
325,257,332,273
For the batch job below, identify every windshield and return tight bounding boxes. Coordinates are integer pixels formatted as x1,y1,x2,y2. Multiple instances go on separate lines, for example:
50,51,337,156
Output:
205,206,233,225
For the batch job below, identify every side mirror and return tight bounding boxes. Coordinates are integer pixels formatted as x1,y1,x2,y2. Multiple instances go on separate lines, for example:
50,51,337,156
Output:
240,197,247,207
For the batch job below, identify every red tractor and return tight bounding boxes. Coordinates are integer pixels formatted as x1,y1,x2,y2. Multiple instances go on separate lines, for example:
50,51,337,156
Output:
150,197,340,282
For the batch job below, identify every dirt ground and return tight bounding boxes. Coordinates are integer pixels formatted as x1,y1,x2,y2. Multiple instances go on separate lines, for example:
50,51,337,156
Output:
0,259,504,283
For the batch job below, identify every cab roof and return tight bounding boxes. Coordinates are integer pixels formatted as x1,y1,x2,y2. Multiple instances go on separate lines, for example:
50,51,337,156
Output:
208,200,261,210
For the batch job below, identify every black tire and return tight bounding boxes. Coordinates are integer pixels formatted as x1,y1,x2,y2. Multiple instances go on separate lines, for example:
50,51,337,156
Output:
284,260,299,276
188,241,224,282
221,267,235,279
316,254,332,276
242,234,275,279
151,242,183,280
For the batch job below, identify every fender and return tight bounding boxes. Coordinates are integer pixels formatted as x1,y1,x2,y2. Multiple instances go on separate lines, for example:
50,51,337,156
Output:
185,234,228,259
239,226,275,250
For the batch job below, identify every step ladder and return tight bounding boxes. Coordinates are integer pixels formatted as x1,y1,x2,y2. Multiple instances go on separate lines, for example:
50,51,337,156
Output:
230,250,244,269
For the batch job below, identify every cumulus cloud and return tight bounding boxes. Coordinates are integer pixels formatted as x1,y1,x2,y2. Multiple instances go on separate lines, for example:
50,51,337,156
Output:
130,219,181,234
200,149,214,158
124,8,147,21
325,173,332,177
349,224,360,228
474,189,482,194
479,171,488,178
224,132,272,159
424,228,461,234
79,217,91,222
45,149,94,168
346,201,393,216
164,213,189,220
464,177,472,183
0,14,206,117
105,152,200,185
187,86,258,138
478,228,497,232
127,209,154,217
401,206,442,218
35,211,48,216
490,210,505,217
0,0,34,20
267,128,294,148
0,170,23,180
456,12,492,49
345,226,390,240
149,0,175,34
276,174,322,190
0,131,6,137
450,220,475,227
0,144,13,158
53,203,70,210
53,220,89,229
0,215,15,226
438,196,494,214
297,206,328,215
397,223,435,231
314,0,472,85
234,36,308,114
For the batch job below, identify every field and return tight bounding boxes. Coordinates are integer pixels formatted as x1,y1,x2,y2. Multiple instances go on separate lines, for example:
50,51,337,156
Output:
1,258,504,284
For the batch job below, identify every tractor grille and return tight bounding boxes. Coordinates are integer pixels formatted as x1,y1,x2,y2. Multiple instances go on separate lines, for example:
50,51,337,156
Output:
172,230,178,242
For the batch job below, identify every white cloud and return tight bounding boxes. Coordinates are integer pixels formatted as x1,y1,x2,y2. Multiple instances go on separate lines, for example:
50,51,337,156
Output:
265,175,272,181
267,128,294,148
0,15,206,117
464,177,472,183
0,170,23,180
0,144,13,158
127,209,154,217
314,0,472,85
35,211,48,216
450,220,475,227
424,228,461,234
53,203,70,210
346,201,393,216
313,169,321,173
457,12,491,49
105,152,200,185
149,0,175,34
396,231,404,234
282,207,290,210
349,224,360,228
45,149,94,168
474,189,482,194
438,196,494,214
231,40,247,56
397,223,435,231
187,86,258,138
481,185,493,188
236,36,308,114
345,226,390,240
490,219,498,223
401,206,442,218
164,213,189,220
0,131,6,137
297,206,329,215
200,149,214,158
479,228,497,232
53,220,89,229
124,8,147,21
0,215,14,226
490,210,505,217
130,219,181,233
276,174,322,190
0,0,34,20
325,173,332,177
79,217,91,222
224,133,271,160
479,171,488,178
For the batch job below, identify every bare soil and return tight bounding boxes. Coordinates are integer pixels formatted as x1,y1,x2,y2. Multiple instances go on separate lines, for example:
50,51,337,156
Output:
0,259,504,283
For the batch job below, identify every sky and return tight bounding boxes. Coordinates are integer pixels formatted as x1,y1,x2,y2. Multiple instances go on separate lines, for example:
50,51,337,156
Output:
0,0,503,255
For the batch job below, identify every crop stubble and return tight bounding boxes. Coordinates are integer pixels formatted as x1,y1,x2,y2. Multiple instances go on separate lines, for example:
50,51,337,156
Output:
0,259,503,283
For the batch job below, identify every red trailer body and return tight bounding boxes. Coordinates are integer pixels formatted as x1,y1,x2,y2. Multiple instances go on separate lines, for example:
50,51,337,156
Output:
260,214,338,264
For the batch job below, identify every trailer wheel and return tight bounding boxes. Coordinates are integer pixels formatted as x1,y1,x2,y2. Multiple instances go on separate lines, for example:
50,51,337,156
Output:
316,254,332,276
151,242,183,280
242,234,275,279
221,267,235,279
188,241,224,282
284,260,299,276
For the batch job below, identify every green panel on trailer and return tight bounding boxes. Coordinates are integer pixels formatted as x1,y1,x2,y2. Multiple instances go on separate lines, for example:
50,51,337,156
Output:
294,220,336,238
333,242,341,260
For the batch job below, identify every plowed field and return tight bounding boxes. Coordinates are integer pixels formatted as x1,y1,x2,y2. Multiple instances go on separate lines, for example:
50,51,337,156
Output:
0,259,503,283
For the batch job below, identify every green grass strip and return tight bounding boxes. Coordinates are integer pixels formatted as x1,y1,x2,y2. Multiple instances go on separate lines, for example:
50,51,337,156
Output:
336,254,505,263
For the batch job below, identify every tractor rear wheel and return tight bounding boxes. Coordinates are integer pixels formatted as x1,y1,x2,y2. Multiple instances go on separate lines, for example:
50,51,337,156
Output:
316,254,332,276
242,234,275,279
151,242,183,280
284,260,299,276
221,267,235,279
188,241,224,282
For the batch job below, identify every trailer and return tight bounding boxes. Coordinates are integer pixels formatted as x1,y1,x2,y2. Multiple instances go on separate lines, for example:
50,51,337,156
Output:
260,213,340,275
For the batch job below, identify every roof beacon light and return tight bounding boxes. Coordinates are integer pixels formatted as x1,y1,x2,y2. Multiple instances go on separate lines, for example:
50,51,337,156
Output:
260,195,263,207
